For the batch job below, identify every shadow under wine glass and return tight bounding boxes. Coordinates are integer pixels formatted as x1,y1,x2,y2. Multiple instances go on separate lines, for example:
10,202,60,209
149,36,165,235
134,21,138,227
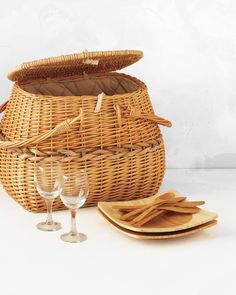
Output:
59,168,89,243
34,162,62,231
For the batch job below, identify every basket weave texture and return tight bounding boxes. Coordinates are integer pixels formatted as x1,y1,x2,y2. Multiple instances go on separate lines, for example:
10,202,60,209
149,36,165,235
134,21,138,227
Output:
0,50,171,212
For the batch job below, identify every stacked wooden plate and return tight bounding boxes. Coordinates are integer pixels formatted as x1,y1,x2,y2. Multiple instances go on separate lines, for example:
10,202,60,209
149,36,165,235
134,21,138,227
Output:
98,191,218,239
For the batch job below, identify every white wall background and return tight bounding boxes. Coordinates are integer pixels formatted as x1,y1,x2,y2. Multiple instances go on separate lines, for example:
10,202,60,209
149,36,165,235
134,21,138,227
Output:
0,0,235,168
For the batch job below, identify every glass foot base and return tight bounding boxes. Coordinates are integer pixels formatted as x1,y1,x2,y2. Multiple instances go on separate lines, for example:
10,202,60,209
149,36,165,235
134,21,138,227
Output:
36,221,62,232
60,232,87,243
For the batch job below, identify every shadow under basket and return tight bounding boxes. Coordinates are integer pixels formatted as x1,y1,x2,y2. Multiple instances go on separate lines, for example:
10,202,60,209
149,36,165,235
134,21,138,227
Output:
0,50,171,212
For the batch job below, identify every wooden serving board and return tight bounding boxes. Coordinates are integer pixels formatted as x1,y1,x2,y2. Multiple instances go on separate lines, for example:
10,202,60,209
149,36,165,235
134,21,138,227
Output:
98,208,217,240
98,190,218,233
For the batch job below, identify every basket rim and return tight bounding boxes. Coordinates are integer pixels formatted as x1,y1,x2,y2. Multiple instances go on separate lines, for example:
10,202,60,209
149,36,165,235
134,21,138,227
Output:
8,50,143,83
12,72,148,101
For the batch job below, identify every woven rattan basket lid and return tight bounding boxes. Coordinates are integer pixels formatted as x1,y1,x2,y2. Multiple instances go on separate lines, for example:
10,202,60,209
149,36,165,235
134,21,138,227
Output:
8,50,143,83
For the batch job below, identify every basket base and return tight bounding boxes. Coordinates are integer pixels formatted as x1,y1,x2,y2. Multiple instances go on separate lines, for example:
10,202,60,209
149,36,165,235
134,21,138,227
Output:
0,139,166,213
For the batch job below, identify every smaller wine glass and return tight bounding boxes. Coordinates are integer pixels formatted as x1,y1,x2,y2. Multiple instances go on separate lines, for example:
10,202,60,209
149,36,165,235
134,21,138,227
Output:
34,162,62,231
59,168,89,243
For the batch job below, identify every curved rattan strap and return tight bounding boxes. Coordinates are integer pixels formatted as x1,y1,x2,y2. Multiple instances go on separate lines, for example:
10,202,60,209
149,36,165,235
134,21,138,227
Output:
115,104,172,127
0,110,82,149
0,101,8,113
0,101,171,149
5,137,164,163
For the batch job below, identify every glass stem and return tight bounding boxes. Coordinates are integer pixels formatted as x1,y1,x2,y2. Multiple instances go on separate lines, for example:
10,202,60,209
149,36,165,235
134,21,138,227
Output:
46,199,53,225
70,209,78,236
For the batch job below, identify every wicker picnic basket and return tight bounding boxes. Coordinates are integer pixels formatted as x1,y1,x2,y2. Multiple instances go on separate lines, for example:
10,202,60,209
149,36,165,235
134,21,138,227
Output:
0,50,171,212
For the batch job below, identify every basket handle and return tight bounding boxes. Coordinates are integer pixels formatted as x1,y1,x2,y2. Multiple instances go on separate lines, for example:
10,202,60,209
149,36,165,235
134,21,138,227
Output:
129,113,172,127
0,101,8,113
0,110,82,149
0,103,171,149
114,104,172,127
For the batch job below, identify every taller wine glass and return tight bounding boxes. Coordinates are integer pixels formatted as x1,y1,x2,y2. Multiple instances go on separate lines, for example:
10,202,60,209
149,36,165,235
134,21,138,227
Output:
34,161,62,231
59,168,89,243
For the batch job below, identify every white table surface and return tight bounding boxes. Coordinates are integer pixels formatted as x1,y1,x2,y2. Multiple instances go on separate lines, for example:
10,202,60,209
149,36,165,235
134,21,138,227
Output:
0,169,235,295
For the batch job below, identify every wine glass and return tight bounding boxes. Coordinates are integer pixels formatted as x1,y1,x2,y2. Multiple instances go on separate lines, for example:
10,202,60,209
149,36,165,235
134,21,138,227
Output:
34,162,62,231
59,168,89,243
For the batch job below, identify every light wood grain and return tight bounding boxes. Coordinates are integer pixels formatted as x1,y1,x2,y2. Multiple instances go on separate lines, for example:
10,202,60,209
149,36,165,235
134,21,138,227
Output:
97,190,218,233
120,192,174,221
98,208,217,239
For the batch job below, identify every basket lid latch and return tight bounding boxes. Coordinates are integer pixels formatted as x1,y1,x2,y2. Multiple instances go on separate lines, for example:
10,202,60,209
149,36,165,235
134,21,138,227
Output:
82,49,99,66
94,92,105,113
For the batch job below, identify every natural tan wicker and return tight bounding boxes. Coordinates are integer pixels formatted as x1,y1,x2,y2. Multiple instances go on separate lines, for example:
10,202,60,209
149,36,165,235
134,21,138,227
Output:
0,50,171,212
